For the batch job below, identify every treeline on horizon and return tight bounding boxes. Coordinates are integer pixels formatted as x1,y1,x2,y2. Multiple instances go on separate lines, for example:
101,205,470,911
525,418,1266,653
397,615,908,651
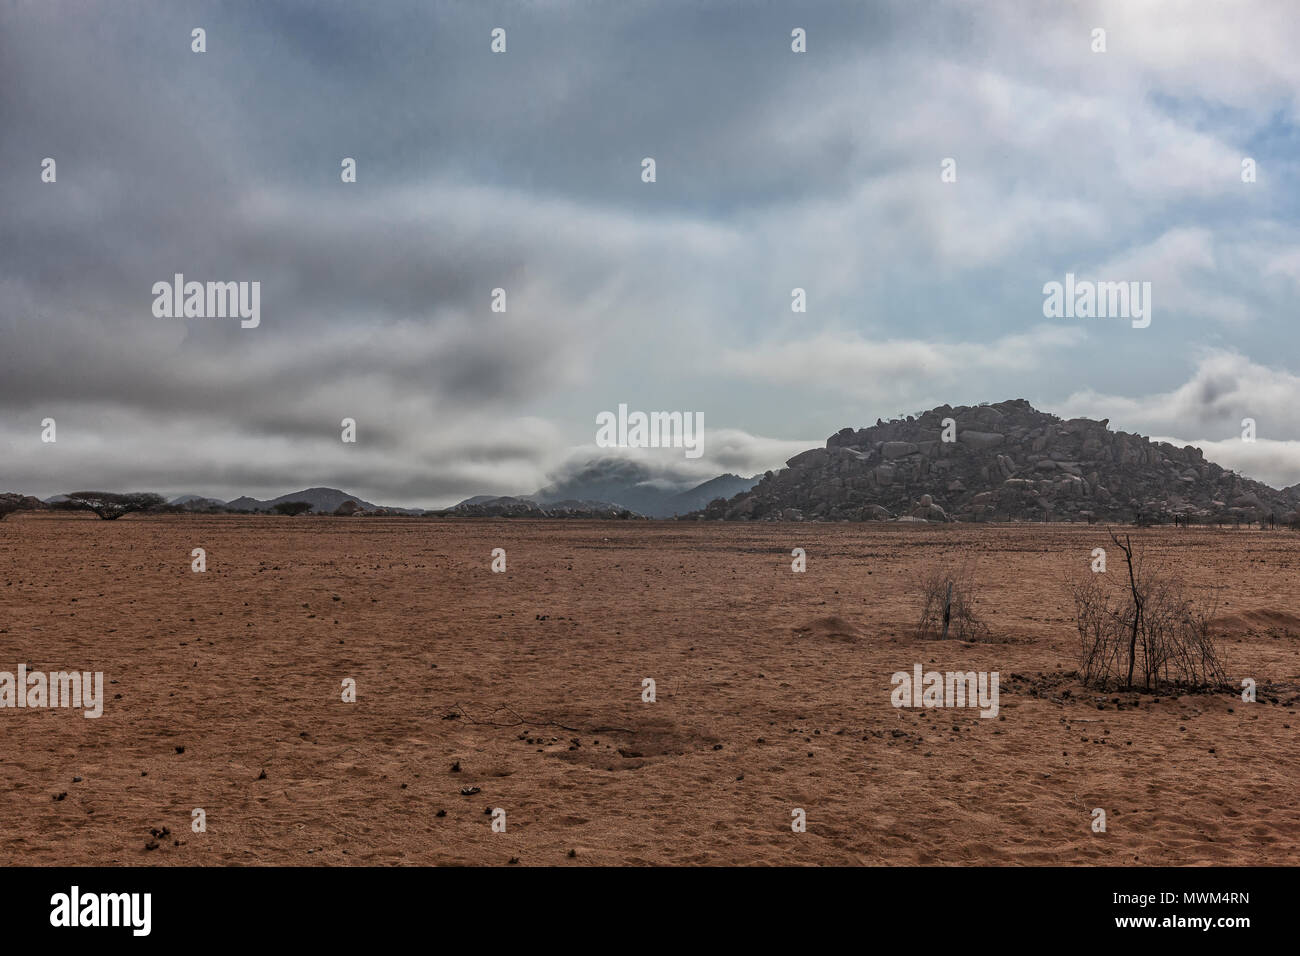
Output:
0,492,368,520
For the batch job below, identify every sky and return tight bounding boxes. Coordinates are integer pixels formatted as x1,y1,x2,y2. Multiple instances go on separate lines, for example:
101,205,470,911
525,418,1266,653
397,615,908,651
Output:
4,0,1300,507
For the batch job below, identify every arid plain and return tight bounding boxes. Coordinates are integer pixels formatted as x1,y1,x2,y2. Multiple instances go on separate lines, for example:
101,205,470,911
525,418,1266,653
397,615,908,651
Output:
1,513,1296,865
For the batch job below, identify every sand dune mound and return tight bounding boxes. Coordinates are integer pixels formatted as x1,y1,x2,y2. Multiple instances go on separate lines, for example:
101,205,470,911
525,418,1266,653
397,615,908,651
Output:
1212,608,1300,638
791,615,860,641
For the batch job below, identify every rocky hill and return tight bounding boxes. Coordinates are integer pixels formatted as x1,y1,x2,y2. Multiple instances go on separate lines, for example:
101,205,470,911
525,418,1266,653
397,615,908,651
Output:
692,399,1300,524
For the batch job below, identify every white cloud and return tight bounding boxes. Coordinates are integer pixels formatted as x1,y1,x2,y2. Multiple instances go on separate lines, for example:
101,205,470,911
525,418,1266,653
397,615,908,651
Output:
721,325,1085,401
1153,437,1300,490
1054,349,1300,487
1055,350,1300,438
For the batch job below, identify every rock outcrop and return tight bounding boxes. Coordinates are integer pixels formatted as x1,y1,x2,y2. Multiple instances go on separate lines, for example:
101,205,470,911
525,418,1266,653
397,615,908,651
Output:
691,399,1300,524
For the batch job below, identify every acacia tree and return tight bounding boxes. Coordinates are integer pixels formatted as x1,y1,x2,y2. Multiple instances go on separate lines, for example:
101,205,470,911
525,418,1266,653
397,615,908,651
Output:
63,491,166,520
273,501,312,516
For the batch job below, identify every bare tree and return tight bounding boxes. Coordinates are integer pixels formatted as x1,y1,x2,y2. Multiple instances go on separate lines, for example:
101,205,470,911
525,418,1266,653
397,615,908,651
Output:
1113,533,1142,688
1069,531,1226,691
62,491,165,520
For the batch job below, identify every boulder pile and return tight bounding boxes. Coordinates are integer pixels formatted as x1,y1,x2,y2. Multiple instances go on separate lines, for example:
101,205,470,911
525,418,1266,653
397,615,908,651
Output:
692,399,1299,524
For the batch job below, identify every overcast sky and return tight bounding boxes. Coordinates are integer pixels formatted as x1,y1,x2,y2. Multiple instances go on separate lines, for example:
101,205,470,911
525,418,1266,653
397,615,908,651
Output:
4,0,1300,507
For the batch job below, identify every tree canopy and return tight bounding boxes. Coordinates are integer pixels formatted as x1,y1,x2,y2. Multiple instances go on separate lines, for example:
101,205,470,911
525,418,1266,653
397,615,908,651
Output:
63,491,166,520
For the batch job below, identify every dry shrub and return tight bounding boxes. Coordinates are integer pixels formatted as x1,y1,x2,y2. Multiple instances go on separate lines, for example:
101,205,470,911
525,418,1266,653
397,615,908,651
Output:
916,560,989,641
1070,532,1226,691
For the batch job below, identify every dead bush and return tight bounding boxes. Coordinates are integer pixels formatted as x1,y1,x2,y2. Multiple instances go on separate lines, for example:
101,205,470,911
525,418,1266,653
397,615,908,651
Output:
916,561,989,641
1070,532,1226,691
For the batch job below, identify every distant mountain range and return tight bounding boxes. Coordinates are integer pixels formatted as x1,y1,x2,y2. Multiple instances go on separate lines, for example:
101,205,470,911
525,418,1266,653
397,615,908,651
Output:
532,462,758,517
441,462,760,518
18,470,758,519
223,487,422,515
9,410,1300,524
185,468,760,518
42,487,417,515
223,487,390,513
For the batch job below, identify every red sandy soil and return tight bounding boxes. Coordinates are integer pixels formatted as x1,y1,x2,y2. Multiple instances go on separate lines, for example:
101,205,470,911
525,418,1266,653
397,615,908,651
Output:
1,513,1296,865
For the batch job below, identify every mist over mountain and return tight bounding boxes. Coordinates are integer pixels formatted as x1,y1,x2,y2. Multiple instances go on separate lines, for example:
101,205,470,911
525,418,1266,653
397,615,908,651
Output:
530,460,759,518
433,459,760,518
